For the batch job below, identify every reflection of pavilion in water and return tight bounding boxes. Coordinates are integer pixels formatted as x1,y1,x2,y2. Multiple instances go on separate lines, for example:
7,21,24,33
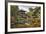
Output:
16,10,32,24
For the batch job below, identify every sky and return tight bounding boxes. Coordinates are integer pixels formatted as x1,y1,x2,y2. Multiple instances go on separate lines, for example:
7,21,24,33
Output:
18,5,36,13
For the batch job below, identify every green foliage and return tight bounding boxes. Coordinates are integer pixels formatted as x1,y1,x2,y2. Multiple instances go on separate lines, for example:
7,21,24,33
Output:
26,8,33,16
32,7,41,18
11,5,19,16
27,12,33,16
16,17,25,21
29,8,33,11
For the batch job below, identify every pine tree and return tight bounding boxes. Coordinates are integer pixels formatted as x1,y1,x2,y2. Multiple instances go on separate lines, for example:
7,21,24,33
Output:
32,7,41,18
